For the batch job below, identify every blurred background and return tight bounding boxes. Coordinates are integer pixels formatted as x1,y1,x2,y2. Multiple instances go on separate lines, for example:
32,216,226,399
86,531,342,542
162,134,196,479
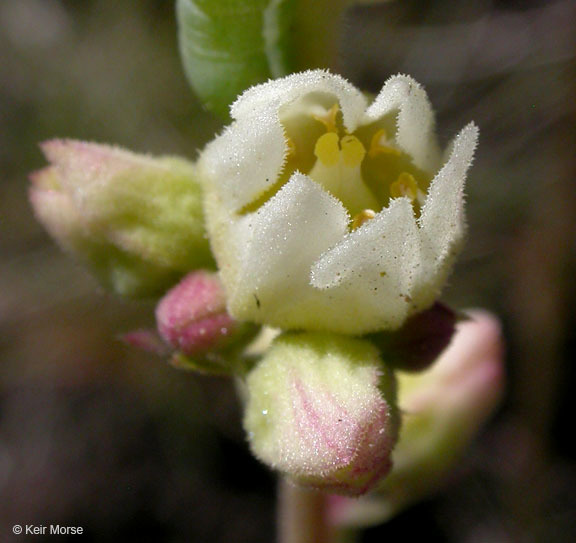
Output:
0,0,574,541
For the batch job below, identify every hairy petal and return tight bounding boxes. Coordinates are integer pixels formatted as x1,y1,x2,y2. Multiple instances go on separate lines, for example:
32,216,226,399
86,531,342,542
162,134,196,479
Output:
201,111,286,212
231,69,367,131
203,70,368,212
415,123,479,306
365,75,441,172
227,173,350,327
311,198,421,331
419,122,479,253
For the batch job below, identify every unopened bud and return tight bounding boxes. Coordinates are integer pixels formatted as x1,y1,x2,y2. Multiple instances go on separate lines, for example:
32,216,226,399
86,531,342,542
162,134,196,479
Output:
329,310,504,526
156,271,257,374
244,332,399,496
30,139,214,297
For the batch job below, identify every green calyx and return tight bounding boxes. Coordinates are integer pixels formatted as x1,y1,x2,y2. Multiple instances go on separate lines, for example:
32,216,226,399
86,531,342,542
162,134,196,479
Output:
31,141,215,298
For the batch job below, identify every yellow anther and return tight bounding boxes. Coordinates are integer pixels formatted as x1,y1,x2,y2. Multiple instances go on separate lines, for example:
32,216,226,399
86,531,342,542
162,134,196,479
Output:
390,172,419,201
314,132,340,166
368,128,402,158
351,209,376,230
312,103,340,133
341,135,366,167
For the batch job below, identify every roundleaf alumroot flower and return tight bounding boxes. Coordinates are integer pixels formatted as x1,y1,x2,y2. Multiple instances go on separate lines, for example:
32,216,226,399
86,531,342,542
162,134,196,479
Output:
244,332,399,496
30,140,214,297
201,70,478,334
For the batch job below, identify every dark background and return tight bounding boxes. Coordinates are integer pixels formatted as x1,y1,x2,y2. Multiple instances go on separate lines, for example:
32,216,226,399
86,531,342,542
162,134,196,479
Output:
1,0,575,541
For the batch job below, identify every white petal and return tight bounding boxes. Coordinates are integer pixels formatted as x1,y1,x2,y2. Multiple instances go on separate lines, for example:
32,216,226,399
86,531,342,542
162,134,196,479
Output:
231,70,368,132
311,198,422,331
414,123,479,306
202,71,368,213
365,75,440,173
419,123,478,257
227,172,350,325
201,111,286,212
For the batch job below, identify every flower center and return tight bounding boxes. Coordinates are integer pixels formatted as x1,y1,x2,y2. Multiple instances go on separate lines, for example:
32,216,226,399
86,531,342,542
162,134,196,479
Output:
278,97,431,225
308,131,378,217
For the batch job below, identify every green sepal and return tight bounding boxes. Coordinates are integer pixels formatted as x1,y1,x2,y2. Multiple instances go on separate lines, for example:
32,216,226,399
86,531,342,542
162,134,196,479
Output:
168,321,261,376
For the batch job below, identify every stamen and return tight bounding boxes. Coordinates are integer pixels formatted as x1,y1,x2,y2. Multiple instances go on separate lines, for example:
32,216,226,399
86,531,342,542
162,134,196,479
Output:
368,129,402,158
314,132,340,166
312,103,340,133
390,172,418,201
341,135,366,167
352,209,376,230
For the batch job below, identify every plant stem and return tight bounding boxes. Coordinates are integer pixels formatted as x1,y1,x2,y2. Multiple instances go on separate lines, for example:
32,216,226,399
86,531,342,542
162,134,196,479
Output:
278,478,334,543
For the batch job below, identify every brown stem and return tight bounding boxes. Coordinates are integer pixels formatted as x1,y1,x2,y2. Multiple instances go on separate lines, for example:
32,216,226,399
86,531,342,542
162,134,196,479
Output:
278,478,334,543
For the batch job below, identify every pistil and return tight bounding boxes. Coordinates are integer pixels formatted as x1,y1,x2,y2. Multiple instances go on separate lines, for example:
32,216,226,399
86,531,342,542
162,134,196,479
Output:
309,132,378,216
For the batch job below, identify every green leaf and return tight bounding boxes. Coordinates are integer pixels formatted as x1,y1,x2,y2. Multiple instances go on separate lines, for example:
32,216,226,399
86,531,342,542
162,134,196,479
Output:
176,0,295,118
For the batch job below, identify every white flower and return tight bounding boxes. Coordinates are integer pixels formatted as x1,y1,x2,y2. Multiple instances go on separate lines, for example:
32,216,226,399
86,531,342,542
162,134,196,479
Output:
201,70,478,334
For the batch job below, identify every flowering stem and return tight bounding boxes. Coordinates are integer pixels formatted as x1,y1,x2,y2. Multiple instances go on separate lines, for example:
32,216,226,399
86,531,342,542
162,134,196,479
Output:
278,478,334,543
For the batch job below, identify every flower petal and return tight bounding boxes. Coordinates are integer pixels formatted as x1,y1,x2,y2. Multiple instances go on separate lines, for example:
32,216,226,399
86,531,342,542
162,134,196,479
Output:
226,172,350,327
201,112,286,212
311,198,422,331
419,122,478,249
365,75,441,173
415,123,479,306
231,70,367,131
202,70,368,212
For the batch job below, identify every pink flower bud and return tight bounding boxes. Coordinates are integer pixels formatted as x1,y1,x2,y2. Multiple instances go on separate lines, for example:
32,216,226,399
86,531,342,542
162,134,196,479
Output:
29,139,213,297
399,309,504,416
156,271,245,358
244,333,400,496
329,310,504,526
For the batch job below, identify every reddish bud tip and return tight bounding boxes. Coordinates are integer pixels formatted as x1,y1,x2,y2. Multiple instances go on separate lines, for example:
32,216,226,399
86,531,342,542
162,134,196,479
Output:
155,271,238,357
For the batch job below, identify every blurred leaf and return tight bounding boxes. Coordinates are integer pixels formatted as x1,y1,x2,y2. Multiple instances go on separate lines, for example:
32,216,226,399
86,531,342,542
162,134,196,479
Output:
176,0,295,118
